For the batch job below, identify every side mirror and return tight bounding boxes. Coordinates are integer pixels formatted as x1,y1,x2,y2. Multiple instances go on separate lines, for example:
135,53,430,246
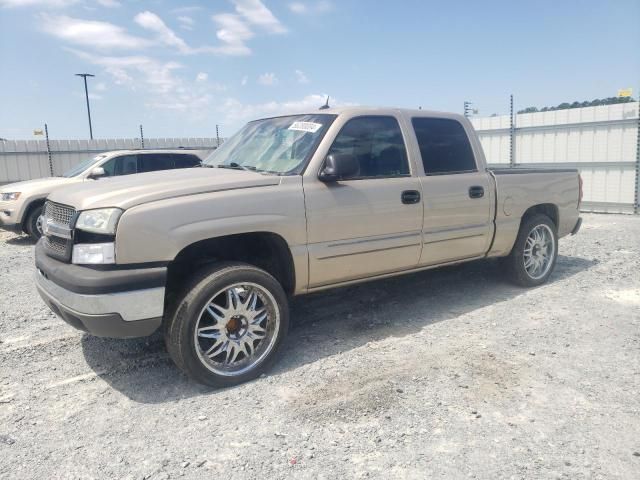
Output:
88,167,106,179
318,154,359,182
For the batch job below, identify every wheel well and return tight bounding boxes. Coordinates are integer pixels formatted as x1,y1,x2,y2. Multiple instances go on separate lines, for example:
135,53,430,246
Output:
21,199,45,232
166,232,296,300
521,203,558,228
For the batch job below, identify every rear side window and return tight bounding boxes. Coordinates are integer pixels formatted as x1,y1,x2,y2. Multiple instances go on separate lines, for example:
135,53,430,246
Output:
412,118,476,175
328,116,409,179
138,154,173,173
172,154,201,168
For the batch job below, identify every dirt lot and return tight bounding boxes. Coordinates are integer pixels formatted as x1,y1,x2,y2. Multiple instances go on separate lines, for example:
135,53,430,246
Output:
0,213,639,479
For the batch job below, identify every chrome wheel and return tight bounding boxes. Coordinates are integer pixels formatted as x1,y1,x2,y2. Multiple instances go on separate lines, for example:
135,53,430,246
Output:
36,215,44,236
523,224,555,280
194,282,280,377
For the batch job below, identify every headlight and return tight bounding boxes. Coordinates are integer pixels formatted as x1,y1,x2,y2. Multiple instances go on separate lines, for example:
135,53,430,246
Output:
1,192,21,201
75,208,123,235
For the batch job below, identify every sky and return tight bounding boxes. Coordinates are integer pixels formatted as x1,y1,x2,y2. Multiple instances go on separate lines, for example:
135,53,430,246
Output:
0,0,638,140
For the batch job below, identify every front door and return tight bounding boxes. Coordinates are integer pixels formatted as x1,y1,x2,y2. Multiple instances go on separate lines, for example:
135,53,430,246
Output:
304,115,424,288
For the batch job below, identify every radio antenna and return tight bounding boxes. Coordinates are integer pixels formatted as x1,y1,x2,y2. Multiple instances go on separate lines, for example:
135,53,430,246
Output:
319,95,330,110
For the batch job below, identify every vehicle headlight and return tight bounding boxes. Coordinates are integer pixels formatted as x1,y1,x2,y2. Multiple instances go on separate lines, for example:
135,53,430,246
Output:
1,192,21,201
75,208,123,235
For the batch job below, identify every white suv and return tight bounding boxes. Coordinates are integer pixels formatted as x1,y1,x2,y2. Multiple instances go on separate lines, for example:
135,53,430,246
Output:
0,149,203,240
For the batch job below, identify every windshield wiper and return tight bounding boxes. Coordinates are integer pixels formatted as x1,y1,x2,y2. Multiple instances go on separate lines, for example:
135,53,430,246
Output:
217,162,260,172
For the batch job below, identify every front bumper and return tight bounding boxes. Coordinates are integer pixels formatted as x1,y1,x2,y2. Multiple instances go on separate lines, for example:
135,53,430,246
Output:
0,204,22,233
35,241,166,338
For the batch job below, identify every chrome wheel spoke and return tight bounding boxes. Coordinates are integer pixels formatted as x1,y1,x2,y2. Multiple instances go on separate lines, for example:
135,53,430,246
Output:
206,338,227,357
225,342,242,364
206,304,226,322
197,326,222,339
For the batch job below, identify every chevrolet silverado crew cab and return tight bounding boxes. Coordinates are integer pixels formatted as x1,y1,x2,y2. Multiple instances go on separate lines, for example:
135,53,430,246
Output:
0,149,203,240
34,107,583,387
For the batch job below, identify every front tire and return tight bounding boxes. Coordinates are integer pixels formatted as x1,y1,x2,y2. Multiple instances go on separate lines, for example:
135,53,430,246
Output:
503,214,558,287
164,262,289,387
25,205,44,241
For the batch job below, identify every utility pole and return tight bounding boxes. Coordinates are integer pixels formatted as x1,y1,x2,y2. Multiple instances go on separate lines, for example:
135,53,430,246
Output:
509,94,515,168
140,124,145,149
75,73,95,139
464,101,478,118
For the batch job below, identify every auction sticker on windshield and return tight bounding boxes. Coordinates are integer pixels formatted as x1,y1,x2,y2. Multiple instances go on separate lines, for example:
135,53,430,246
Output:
288,121,322,133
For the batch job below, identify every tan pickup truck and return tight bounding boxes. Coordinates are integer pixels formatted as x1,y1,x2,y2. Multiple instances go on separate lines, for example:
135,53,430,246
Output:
34,107,582,386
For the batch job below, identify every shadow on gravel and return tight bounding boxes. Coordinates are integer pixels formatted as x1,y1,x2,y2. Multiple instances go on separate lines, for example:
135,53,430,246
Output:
5,235,36,246
81,254,596,403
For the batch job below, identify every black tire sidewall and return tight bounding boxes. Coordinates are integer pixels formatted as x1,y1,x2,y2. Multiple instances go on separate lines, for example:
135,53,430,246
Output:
508,214,558,287
166,263,289,387
26,205,43,240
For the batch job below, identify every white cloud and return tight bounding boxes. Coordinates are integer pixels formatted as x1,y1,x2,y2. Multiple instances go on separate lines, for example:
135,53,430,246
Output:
0,0,78,7
196,72,208,82
94,81,107,91
233,0,286,34
87,92,103,100
211,13,253,56
39,14,152,50
258,72,278,86
220,94,350,124
177,15,194,30
96,0,120,7
68,49,224,114
208,0,287,56
288,1,332,14
134,11,191,54
241,75,248,86
295,69,309,84
170,5,202,14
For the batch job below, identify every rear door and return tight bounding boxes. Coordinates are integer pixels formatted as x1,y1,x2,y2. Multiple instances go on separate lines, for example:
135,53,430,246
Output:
410,117,494,265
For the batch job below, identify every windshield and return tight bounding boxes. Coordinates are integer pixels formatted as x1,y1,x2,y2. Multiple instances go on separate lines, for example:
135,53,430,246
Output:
204,114,337,174
62,154,109,178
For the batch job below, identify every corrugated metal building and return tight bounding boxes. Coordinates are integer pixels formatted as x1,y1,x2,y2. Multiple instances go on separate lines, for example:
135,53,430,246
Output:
471,102,639,213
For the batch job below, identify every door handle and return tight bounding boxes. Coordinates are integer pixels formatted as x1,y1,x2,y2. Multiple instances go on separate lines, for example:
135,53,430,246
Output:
468,186,484,199
401,190,421,204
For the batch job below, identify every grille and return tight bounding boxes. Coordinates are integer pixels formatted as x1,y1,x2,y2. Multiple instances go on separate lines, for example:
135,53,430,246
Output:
44,235,68,257
44,201,75,227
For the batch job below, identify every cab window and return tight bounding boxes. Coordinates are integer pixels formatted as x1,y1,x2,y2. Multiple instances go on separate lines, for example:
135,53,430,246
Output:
327,116,409,179
412,118,476,175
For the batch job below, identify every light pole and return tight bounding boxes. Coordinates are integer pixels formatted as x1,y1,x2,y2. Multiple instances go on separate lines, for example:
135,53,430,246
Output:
75,73,95,139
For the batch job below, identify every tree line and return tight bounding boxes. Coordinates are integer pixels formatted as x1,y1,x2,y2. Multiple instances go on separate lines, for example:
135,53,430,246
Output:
517,96,636,114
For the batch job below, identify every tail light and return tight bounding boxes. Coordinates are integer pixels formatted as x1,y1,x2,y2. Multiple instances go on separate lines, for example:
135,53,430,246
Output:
578,174,583,207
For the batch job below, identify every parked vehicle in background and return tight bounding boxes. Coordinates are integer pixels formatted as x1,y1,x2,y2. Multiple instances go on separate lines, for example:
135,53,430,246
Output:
0,149,203,240
34,107,583,387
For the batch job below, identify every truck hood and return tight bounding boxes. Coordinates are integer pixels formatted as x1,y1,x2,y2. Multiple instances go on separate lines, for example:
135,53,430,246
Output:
0,176,79,195
46,167,282,211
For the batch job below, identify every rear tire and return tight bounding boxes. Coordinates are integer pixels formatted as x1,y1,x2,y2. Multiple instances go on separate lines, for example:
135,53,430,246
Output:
164,262,289,387
503,214,558,287
25,205,44,241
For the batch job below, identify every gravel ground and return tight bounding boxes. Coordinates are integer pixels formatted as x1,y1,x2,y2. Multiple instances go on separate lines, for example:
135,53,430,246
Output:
0,213,639,479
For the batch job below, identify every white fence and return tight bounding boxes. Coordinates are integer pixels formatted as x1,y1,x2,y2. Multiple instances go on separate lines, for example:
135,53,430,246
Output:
471,102,639,214
0,137,220,184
